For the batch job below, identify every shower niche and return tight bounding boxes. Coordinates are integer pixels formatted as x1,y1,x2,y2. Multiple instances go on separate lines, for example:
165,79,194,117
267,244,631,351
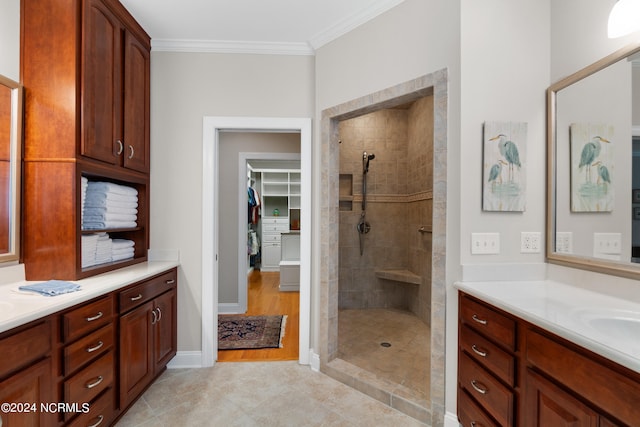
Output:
339,174,353,211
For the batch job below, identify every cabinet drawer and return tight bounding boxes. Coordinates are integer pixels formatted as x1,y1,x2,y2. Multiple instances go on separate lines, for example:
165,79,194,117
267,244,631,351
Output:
526,328,640,426
119,269,177,313
263,224,288,232
262,218,289,225
63,296,114,343
458,387,499,427
460,295,516,350
460,324,515,386
262,233,282,243
64,323,114,376
67,388,114,427
64,351,114,409
459,352,514,426
0,320,51,378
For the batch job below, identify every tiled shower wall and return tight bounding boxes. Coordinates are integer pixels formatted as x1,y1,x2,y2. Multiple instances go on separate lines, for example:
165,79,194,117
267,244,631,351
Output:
337,95,433,324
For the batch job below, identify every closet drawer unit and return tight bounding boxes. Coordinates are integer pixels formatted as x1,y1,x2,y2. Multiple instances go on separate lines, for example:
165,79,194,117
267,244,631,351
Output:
63,296,115,343
64,323,114,376
459,352,514,426
67,388,114,427
262,218,289,225
262,223,289,233
458,388,499,427
64,351,114,409
262,233,282,243
119,269,177,313
460,324,515,386
460,295,516,351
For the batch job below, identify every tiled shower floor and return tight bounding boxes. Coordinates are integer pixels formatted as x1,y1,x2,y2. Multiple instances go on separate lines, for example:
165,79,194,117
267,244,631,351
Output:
337,308,431,402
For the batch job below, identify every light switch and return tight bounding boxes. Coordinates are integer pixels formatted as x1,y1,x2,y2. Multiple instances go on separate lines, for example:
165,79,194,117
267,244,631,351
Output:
471,233,500,255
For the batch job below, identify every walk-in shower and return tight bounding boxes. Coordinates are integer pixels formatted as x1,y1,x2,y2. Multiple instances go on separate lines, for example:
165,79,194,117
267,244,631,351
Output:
357,151,375,255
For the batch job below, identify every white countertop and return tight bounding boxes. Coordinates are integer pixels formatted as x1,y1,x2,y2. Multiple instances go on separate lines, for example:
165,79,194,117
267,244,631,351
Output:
0,261,179,334
454,280,640,375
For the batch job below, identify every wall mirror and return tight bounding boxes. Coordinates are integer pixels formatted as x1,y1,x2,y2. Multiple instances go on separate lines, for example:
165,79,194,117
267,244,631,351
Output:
547,42,640,278
0,74,22,263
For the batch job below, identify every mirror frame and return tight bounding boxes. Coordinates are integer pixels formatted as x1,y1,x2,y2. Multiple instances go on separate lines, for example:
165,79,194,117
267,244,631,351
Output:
0,74,22,264
547,42,640,279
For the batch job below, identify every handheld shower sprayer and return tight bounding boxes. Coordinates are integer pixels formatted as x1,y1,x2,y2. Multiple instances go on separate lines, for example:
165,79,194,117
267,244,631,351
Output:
363,152,375,173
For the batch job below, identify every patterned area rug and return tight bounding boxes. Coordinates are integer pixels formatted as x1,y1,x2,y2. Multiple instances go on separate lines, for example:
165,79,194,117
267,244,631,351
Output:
218,314,286,350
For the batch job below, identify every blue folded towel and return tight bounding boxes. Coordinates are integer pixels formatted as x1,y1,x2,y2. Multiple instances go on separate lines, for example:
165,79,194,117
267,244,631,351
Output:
19,280,81,297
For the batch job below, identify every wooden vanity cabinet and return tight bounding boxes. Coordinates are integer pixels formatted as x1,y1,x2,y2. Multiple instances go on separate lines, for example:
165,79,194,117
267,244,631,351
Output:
21,0,151,281
119,269,178,409
458,291,640,427
0,320,56,427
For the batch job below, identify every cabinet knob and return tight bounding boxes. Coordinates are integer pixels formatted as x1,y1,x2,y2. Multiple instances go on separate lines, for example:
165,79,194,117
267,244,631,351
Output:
128,144,135,159
116,140,124,155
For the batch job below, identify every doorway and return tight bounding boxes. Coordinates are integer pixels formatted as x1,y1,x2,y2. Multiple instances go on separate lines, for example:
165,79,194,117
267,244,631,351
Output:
201,117,312,367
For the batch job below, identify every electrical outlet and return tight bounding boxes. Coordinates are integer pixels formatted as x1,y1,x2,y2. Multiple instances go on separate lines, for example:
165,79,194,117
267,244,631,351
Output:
521,232,541,253
555,232,573,254
471,233,500,254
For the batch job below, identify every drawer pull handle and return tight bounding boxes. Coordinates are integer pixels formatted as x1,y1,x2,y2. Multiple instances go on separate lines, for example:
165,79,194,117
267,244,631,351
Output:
471,380,487,395
86,312,104,322
88,415,104,427
471,314,487,325
165,279,175,285
156,307,162,322
85,375,104,389
471,344,487,357
128,144,135,159
151,308,158,324
116,140,123,155
130,294,143,301
470,422,484,427
86,341,104,353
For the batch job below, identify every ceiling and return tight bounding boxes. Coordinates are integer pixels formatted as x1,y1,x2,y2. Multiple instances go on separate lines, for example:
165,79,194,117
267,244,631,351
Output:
119,0,405,54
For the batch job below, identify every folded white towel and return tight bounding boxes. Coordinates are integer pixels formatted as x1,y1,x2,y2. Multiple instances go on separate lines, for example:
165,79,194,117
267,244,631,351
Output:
85,192,138,204
112,252,134,262
83,221,137,230
87,181,138,197
83,197,138,209
112,248,135,257
84,213,137,223
112,239,135,249
84,207,138,216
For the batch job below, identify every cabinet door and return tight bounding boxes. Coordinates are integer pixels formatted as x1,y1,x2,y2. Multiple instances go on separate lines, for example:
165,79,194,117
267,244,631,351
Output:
262,243,281,270
0,359,54,427
524,369,597,427
154,288,177,371
119,300,154,408
82,0,122,166
122,31,150,173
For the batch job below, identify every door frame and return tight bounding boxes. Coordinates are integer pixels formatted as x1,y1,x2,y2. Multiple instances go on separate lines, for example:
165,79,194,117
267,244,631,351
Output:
202,117,312,366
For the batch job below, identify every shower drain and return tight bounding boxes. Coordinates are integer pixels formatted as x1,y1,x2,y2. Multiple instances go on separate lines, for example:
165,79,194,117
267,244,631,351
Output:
380,342,392,347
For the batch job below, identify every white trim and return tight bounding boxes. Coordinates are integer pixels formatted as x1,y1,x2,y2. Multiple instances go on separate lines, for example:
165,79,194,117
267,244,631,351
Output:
309,350,321,372
308,0,406,49
443,412,459,427
167,351,204,369
633,125,640,137
202,116,312,367
217,303,244,314
238,152,301,315
152,39,315,56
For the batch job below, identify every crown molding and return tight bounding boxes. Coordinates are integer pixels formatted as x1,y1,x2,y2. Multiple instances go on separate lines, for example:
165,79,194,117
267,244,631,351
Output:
150,0,406,55
308,0,406,49
151,39,315,55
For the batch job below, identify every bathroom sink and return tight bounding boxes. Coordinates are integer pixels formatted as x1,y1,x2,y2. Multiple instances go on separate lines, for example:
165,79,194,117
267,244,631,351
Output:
574,308,640,342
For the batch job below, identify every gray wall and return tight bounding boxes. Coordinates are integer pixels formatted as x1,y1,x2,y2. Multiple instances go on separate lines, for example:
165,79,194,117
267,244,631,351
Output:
218,132,300,305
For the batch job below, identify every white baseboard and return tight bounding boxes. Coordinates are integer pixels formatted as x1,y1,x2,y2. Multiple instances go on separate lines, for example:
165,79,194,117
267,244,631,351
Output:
444,411,459,427
218,303,243,314
167,351,203,369
309,349,320,371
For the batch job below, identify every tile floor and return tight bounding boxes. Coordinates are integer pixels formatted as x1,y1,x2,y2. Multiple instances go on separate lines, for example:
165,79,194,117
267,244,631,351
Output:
337,308,431,403
114,361,426,426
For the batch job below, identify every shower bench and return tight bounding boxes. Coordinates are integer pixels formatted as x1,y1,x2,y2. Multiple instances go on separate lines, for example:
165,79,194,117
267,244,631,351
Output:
374,269,421,285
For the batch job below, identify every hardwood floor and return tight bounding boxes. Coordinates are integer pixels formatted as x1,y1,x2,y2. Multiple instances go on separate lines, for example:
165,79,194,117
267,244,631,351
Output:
217,270,300,362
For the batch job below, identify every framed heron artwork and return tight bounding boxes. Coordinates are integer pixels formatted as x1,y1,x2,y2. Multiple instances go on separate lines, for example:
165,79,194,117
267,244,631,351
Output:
569,123,614,212
482,121,527,212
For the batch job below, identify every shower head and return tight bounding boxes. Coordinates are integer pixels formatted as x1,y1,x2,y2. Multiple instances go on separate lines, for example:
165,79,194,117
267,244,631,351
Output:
363,151,375,173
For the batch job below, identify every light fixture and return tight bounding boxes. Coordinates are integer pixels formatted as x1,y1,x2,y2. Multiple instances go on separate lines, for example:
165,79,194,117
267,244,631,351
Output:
608,0,640,38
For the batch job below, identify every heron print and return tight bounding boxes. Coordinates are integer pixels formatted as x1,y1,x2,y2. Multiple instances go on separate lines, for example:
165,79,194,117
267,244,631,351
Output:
483,122,527,211
570,123,614,212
